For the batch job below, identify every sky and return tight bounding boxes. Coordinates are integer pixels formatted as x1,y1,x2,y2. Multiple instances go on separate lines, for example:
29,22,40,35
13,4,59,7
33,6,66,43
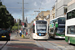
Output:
1,0,55,23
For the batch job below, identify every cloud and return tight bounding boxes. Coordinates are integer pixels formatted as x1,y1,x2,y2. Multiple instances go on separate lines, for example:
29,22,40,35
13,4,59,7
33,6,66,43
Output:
2,0,55,23
41,0,51,5
34,2,37,6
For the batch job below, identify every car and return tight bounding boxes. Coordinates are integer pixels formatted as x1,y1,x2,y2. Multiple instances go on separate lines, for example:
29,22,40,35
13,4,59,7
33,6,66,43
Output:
0,28,10,41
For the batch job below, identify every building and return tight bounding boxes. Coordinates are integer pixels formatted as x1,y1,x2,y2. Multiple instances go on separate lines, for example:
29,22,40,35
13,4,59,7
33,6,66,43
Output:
67,0,75,11
50,5,55,20
37,10,50,20
45,14,50,25
14,19,16,23
17,19,20,23
17,19,21,25
55,0,71,18
30,10,50,27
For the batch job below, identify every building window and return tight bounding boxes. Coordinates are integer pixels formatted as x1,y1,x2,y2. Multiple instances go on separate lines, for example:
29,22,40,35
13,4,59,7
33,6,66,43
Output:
64,8,67,14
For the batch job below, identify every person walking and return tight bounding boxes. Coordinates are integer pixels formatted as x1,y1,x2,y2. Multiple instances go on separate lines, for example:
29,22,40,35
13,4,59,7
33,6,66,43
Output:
17,30,18,35
24,30,26,36
19,30,22,37
26,31,28,35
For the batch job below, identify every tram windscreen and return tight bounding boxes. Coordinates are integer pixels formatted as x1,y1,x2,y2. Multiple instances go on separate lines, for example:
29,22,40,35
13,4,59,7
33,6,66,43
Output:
36,21,47,33
58,17,65,24
57,28,65,34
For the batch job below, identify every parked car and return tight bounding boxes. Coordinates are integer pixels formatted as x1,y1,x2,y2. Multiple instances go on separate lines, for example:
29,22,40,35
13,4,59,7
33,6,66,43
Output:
0,28,10,41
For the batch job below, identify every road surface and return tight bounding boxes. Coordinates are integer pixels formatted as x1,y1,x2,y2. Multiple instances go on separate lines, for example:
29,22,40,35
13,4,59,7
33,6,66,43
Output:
0,32,75,50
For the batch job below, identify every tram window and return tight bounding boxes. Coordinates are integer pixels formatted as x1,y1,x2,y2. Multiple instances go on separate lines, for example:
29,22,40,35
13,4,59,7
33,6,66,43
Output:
55,19,57,22
33,25,35,33
72,10,75,18
67,12,72,19
50,29,53,32
67,26,75,34
67,10,75,19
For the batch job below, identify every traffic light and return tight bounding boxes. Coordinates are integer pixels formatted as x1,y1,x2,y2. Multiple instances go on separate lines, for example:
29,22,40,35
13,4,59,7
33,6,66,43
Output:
19,20,21,25
24,23,27,27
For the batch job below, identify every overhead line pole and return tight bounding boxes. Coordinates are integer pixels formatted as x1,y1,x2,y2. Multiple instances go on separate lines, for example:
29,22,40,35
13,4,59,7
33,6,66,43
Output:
22,0,24,22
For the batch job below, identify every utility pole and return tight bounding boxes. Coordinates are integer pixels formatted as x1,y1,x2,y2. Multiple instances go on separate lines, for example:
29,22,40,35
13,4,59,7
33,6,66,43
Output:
18,20,19,36
22,0,24,22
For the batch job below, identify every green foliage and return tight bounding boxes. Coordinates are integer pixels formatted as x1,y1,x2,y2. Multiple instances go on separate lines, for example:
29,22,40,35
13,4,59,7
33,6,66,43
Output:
14,23,18,26
12,23,21,31
0,2,14,29
12,26,18,30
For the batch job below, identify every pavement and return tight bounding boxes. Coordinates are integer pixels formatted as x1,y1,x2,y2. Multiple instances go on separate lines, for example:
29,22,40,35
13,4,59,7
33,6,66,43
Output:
10,32,30,39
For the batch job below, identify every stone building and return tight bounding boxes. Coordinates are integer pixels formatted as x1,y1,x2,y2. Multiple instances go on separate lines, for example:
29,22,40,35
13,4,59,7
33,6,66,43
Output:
50,5,55,21
55,0,71,18
67,0,75,11
37,10,50,20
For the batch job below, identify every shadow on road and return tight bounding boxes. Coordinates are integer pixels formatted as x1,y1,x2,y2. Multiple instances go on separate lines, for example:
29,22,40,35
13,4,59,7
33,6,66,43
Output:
69,43,75,46
10,39,19,41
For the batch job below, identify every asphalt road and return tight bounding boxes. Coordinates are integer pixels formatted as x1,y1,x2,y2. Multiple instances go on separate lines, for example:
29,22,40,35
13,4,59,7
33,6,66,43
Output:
0,32,75,50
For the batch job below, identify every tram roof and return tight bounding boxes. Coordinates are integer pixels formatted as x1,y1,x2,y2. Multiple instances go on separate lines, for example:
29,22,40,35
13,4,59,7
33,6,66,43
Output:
50,16,65,21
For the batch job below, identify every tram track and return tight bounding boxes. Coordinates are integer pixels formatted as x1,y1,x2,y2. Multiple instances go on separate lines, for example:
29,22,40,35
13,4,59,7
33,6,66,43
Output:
47,41,65,50
35,40,47,50
35,40,66,50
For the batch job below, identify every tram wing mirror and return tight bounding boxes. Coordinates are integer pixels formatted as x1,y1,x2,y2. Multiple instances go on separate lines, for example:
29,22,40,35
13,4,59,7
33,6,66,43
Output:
0,28,10,41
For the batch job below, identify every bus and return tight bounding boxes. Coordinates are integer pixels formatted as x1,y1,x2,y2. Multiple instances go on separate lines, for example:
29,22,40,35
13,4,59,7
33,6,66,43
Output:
29,20,49,40
49,16,65,38
65,8,75,44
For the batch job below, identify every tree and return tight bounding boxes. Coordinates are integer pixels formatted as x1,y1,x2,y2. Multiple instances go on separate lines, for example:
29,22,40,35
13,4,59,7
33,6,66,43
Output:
0,2,14,29
12,23,21,31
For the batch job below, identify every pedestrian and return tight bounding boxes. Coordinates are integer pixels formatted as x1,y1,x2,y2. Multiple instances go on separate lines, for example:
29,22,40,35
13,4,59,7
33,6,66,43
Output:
24,30,26,36
19,30,22,37
26,32,28,35
17,30,18,35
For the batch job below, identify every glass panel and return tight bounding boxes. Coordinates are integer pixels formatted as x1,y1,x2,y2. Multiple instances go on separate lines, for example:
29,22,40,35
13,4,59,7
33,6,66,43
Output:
67,12,72,19
72,10,75,18
33,25,35,33
58,17,65,24
36,24,47,33
57,28,65,33
36,21,47,33
50,29,53,32
67,26,75,34
67,10,75,19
